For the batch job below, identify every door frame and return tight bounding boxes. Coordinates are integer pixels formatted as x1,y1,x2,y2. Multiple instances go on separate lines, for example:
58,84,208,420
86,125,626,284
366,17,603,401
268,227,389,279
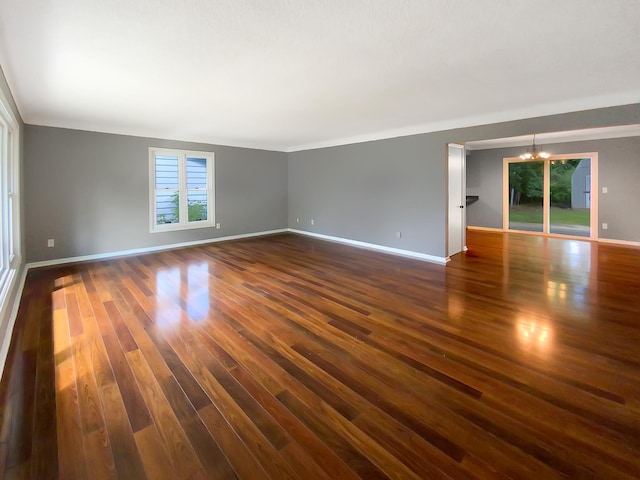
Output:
502,152,599,240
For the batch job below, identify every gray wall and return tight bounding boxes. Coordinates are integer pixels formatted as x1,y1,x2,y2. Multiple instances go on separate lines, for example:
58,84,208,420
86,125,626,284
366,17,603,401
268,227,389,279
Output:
24,126,288,262
466,146,505,229
18,103,640,263
288,104,640,258
289,135,444,255
466,136,640,241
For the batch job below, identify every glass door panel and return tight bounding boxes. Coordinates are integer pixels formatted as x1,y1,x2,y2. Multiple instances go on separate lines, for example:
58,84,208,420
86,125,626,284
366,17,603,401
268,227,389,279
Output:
508,161,544,232
549,159,590,237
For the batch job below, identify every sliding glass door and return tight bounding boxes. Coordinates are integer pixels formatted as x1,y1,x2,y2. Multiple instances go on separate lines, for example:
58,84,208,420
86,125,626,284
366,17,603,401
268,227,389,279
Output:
549,159,591,237
508,161,544,232
504,154,597,239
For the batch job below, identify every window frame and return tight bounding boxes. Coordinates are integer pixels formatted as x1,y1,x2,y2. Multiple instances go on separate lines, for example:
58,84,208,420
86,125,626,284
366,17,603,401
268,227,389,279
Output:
148,147,215,233
0,86,21,302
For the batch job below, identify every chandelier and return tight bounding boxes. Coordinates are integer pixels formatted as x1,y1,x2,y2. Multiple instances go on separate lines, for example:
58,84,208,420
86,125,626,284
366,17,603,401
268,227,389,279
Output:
520,134,550,160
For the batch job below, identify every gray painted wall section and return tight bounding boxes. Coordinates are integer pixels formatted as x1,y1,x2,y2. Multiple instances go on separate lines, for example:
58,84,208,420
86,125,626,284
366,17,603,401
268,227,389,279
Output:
25,126,288,262
288,104,640,257
466,136,640,241
289,135,445,255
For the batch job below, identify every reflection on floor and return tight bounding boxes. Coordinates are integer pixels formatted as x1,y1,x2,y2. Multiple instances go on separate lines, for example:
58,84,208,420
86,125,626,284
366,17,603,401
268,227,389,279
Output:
509,222,590,237
1,231,639,479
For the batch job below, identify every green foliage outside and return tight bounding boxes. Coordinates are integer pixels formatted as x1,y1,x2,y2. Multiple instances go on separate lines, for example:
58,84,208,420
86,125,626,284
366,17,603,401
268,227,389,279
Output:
550,159,581,206
509,159,582,207
550,208,590,226
509,162,544,202
509,206,590,226
157,192,207,224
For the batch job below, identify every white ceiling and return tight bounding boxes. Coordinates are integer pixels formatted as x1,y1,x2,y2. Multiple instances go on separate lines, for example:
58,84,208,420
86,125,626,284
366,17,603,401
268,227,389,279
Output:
1,1,639,152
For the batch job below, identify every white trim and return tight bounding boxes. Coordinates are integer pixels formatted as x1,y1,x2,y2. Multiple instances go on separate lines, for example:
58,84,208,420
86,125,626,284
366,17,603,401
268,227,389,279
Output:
467,226,505,232
149,147,215,233
287,229,447,265
20,96,640,154
0,264,27,377
286,93,640,152
0,85,20,127
25,120,291,153
598,238,640,248
502,153,599,239
26,229,288,269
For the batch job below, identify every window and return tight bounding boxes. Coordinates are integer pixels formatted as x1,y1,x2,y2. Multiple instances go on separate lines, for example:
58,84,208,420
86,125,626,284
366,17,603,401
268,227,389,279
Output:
149,148,215,232
0,89,21,299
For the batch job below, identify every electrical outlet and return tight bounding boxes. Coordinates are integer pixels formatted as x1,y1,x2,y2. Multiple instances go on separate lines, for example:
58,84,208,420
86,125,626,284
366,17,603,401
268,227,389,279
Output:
602,187,608,193
296,218,299,223
396,231,402,239
311,219,315,226
47,239,55,248
216,223,221,229
602,223,608,230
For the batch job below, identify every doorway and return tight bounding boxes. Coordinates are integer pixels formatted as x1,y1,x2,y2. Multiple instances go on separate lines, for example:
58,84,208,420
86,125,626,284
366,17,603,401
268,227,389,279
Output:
503,153,598,239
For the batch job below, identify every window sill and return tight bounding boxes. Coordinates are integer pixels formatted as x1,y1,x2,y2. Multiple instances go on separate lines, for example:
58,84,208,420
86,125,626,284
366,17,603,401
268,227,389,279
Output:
150,221,216,234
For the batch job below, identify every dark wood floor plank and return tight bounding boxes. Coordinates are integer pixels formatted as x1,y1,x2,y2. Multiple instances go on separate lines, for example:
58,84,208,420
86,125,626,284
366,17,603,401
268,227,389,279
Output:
104,283,176,384
144,327,212,411
190,320,362,479
126,348,204,478
53,304,89,480
134,424,178,480
71,333,117,479
365,327,640,472
101,334,152,433
3,231,640,478
202,297,362,421
103,301,138,353
179,412,239,479
216,305,483,477
197,404,271,480
84,428,117,480
4,349,36,471
99,382,148,480
64,291,84,338
226,361,361,480
275,389,392,480
30,302,58,480
162,326,302,480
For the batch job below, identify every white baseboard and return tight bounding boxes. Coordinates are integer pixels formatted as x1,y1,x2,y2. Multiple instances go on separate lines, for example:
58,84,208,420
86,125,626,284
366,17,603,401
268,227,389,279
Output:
25,228,289,270
467,226,505,232
0,264,28,377
598,237,640,247
287,229,447,265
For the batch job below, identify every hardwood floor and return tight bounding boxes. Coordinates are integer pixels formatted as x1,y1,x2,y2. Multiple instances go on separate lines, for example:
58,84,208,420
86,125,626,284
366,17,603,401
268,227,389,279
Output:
1,230,639,479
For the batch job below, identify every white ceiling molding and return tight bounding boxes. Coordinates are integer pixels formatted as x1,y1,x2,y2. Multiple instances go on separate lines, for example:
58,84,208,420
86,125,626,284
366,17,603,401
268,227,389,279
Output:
465,125,640,152
1,1,639,152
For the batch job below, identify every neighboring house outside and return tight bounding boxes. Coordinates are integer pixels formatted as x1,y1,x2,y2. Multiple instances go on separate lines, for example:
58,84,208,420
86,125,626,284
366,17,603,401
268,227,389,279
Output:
571,158,591,209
